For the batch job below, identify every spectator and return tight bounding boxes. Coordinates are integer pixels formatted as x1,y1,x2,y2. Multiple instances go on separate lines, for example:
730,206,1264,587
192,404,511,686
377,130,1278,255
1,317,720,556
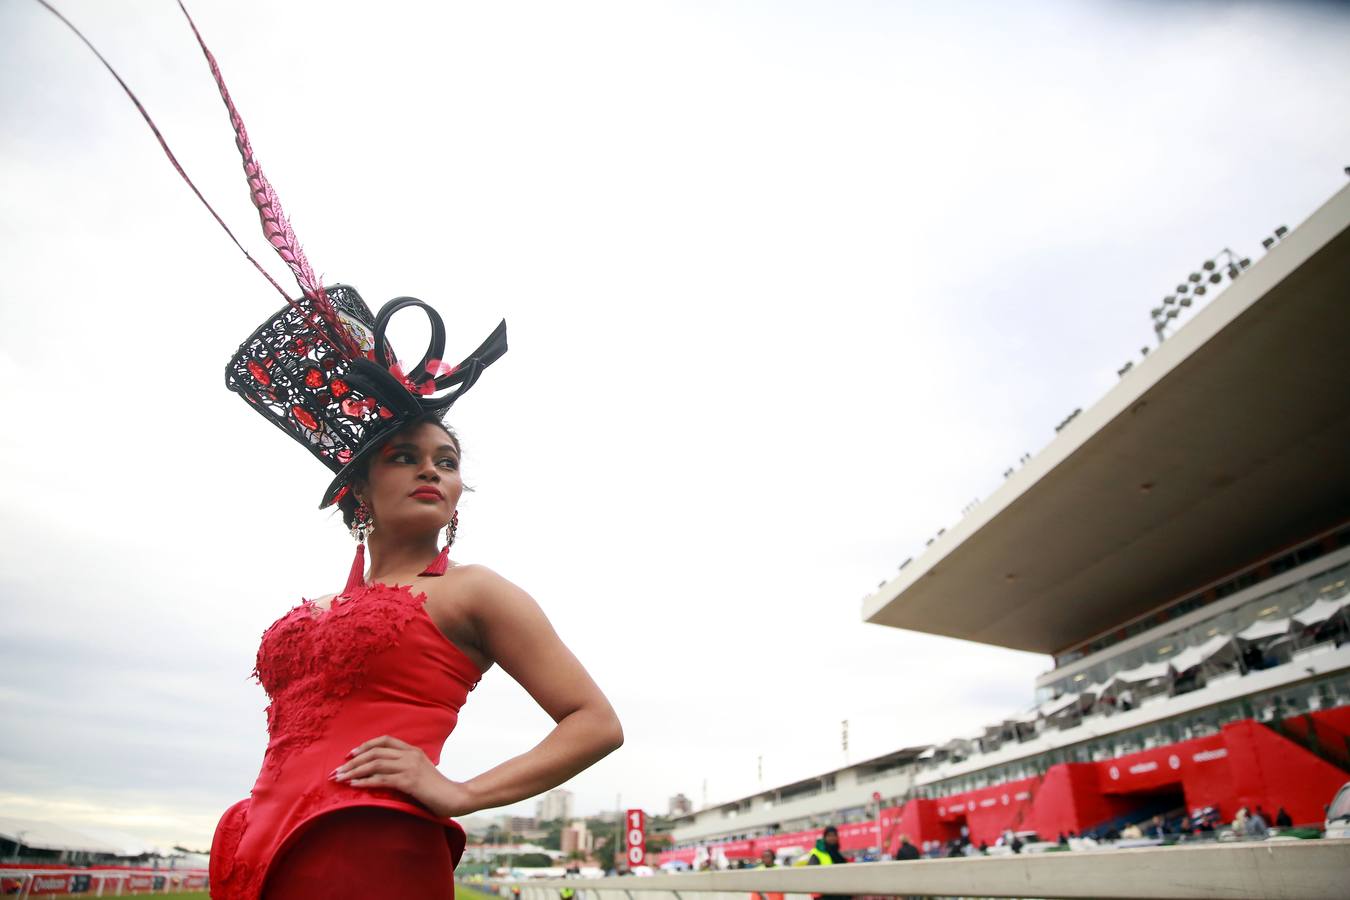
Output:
895,835,921,861
752,848,784,900
1232,807,1249,834
1275,807,1294,828
1245,809,1269,839
798,825,849,900
1148,816,1167,840
1010,833,1024,855
1121,822,1142,840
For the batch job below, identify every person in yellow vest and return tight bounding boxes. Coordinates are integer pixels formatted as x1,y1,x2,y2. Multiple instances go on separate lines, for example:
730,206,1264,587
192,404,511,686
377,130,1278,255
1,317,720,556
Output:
560,886,576,900
751,848,785,900
793,825,849,900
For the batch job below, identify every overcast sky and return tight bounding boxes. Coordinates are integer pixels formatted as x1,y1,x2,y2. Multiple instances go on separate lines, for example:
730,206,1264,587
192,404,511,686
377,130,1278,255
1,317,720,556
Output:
2,0,1349,852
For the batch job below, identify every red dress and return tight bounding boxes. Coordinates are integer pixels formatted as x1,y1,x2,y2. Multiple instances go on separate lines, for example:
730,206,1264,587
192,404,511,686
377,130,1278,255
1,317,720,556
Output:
209,582,482,899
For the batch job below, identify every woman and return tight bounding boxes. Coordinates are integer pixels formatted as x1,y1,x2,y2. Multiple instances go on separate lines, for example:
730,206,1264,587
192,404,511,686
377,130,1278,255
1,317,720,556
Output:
35,6,618,893
213,411,624,899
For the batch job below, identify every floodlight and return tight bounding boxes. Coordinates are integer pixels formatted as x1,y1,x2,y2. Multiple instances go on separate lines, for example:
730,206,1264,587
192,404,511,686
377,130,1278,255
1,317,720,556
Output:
1240,258,1251,268
1151,307,1163,318
1188,272,1202,283
1262,237,1275,249
1228,266,1239,279
1208,272,1222,284
1274,225,1288,238
1177,284,1189,294
1202,260,1216,271
1179,297,1192,307
1194,285,1207,296
1164,295,1176,305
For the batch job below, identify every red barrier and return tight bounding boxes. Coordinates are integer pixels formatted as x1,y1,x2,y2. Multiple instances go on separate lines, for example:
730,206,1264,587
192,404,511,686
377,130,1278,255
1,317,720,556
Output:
659,707,1350,863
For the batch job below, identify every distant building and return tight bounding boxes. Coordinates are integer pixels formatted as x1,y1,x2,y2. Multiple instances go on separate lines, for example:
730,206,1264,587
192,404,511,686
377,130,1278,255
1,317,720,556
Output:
494,814,538,835
537,789,574,823
668,793,693,816
560,820,593,855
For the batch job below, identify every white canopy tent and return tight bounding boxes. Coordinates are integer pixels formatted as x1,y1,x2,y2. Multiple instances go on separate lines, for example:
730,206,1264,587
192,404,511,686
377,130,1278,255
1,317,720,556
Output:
1292,594,1350,627
1040,692,1085,718
1104,660,1173,687
1167,634,1237,674
1237,616,1291,642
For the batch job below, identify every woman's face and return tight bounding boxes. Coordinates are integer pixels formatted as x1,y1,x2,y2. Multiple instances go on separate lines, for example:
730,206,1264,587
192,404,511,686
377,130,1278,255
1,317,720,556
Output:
358,422,462,534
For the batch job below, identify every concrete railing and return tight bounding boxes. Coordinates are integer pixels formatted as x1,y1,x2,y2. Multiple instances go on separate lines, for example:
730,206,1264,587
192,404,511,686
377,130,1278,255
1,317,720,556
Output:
495,839,1350,900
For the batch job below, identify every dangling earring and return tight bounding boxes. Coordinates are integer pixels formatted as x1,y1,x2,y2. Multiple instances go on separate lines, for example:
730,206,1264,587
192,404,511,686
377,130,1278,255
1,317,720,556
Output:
344,501,373,593
421,510,457,577
349,502,375,543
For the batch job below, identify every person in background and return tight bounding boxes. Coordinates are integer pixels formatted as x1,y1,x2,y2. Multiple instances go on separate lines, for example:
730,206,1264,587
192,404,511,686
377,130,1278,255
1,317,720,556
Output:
1275,807,1294,828
1245,808,1269,839
895,835,921,861
797,825,849,900
751,849,784,900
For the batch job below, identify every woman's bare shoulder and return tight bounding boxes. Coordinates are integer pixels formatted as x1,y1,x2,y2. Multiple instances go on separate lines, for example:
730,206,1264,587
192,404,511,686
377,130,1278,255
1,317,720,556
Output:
430,563,532,607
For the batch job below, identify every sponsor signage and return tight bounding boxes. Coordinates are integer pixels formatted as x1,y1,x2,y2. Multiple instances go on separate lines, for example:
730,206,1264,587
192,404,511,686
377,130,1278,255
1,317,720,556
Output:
626,809,646,867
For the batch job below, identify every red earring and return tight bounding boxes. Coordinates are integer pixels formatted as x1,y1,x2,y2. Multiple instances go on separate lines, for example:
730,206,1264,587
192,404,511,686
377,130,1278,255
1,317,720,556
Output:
344,501,373,593
421,510,457,577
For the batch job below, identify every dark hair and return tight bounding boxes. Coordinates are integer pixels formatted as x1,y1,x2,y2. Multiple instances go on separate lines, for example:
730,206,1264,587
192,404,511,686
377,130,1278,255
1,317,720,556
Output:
336,413,461,528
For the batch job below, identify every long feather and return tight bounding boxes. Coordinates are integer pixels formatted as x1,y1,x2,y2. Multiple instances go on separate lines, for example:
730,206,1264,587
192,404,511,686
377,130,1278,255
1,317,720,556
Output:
33,0,362,357
33,0,293,303
174,0,362,358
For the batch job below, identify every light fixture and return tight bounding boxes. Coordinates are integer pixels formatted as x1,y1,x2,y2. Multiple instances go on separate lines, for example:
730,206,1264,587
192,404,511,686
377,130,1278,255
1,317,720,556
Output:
1262,237,1275,249
1179,297,1192,307
1274,225,1288,238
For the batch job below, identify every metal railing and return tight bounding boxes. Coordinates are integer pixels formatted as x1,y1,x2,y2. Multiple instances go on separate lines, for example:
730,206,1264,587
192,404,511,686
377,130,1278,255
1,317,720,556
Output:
495,838,1350,900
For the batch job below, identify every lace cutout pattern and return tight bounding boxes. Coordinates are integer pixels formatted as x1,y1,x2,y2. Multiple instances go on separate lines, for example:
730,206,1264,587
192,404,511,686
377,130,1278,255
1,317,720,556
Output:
251,583,426,774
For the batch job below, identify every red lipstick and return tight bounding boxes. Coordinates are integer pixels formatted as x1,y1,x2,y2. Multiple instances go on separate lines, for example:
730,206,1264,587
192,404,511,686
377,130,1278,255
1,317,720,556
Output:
409,487,445,501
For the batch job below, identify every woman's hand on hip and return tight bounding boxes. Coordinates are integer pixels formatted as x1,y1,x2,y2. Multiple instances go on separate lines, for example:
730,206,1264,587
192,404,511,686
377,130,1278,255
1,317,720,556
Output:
333,734,477,818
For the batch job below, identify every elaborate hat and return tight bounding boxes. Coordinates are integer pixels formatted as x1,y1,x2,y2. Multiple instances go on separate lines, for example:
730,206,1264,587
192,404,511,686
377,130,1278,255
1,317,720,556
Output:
40,0,507,507
226,289,507,508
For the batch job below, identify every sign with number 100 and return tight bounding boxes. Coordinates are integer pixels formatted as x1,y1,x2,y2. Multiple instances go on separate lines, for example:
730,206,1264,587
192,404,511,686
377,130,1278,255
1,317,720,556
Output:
625,809,646,867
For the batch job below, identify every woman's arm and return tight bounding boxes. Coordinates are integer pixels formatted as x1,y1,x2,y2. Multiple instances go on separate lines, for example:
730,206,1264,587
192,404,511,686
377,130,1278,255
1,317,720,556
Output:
335,565,623,817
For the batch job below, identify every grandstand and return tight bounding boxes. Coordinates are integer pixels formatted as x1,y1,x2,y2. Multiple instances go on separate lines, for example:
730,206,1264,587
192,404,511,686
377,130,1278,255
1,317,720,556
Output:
660,182,1350,864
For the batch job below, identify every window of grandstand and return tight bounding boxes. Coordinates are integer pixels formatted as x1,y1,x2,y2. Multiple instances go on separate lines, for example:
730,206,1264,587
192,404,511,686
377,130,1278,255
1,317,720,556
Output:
1054,523,1350,667
1037,558,1349,703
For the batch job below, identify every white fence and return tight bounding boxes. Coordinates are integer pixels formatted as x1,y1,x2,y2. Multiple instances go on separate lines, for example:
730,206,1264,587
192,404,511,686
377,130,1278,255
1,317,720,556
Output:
497,838,1350,900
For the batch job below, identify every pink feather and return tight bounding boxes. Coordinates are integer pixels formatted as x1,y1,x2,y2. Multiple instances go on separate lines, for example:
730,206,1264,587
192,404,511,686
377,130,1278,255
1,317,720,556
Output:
175,1,363,358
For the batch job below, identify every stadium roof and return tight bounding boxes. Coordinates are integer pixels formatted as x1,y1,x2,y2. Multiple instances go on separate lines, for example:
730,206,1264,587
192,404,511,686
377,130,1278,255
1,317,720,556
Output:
0,816,125,855
670,745,932,823
863,184,1350,655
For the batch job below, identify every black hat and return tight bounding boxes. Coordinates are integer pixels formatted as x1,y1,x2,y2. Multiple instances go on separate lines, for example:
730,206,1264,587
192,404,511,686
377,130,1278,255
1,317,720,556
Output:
36,1,511,509
226,285,506,508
